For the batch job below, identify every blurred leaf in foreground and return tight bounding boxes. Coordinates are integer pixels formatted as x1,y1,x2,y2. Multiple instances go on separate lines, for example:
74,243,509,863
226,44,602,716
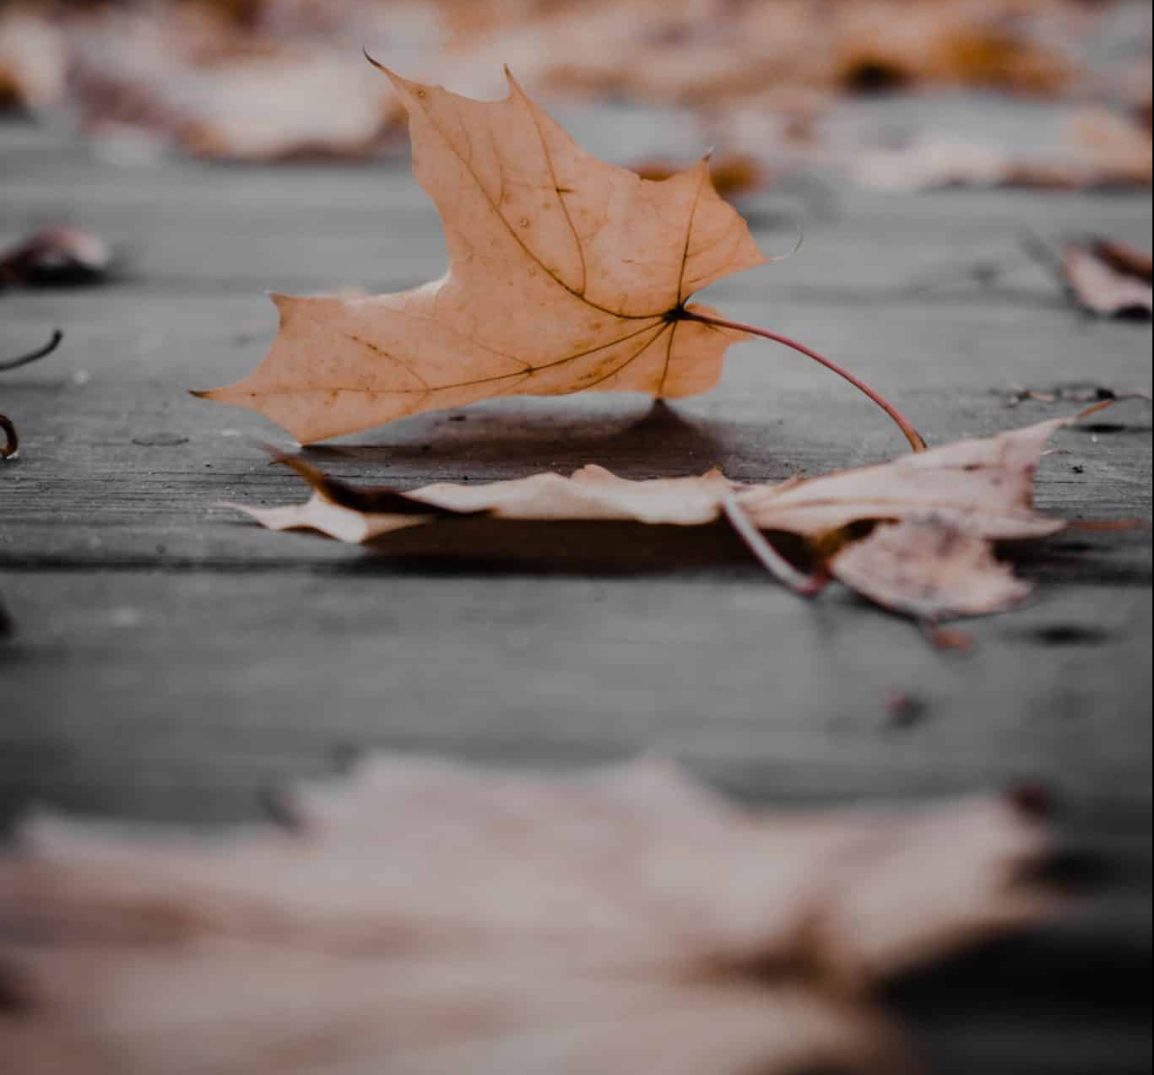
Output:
0,754,1062,1075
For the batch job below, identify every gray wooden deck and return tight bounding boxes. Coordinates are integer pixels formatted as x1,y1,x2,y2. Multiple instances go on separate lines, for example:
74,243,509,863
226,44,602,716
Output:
1,113,1151,1073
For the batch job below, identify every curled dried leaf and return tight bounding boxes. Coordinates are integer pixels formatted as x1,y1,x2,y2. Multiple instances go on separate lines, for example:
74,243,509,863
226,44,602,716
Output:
232,461,741,544
736,416,1076,540
0,228,112,290
243,415,1079,547
229,413,1123,633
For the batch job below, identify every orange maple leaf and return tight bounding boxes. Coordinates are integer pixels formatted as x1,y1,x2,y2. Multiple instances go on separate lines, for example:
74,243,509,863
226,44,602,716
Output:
200,61,924,450
200,63,765,444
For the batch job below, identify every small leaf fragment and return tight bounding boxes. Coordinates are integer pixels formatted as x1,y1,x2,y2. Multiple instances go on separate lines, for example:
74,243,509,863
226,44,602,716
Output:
831,517,1032,622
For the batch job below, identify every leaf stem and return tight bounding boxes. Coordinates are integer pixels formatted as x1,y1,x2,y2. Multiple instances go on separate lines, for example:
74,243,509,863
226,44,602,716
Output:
723,496,829,597
0,331,63,460
0,414,17,460
681,310,927,453
0,329,63,373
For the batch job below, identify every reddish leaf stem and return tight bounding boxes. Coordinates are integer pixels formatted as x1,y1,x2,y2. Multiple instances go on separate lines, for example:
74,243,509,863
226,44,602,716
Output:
0,414,17,460
681,310,928,453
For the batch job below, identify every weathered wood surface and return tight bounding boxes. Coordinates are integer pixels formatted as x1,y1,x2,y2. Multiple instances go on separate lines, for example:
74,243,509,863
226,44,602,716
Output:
1,112,1151,1074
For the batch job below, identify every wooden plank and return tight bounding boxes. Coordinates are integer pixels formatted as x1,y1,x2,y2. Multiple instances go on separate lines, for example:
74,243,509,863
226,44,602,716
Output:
1,568,1150,819
1,110,1151,1075
1,308,1148,566
3,124,1152,300
1,567,1150,1070
1,176,1148,300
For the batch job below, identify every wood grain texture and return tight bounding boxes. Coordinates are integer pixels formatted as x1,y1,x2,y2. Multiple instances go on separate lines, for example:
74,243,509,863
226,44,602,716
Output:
1,114,1151,1074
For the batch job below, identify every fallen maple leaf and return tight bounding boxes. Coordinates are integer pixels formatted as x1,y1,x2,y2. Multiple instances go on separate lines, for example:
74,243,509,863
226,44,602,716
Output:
0,754,1060,1075
200,61,926,451
231,412,1103,624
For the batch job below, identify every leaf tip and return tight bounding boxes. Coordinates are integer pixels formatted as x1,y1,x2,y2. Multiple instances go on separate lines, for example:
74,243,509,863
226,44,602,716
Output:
503,64,526,99
363,50,414,98
267,292,295,323
361,48,391,78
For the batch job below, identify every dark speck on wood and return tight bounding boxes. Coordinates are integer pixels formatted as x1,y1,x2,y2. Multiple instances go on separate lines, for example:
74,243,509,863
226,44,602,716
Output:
132,433,191,448
1028,624,1113,647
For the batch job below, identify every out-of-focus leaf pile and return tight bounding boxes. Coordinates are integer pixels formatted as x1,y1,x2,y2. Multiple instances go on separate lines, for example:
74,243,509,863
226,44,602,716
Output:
0,0,1149,184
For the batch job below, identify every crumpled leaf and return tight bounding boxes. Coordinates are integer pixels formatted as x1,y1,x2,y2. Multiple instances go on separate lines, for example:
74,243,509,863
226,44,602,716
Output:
1061,238,1153,319
0,228,113,291
231,413,1101,625
831,517,1032,622
736,415,1074,540
0,754,1061,1075
201,65,765,443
